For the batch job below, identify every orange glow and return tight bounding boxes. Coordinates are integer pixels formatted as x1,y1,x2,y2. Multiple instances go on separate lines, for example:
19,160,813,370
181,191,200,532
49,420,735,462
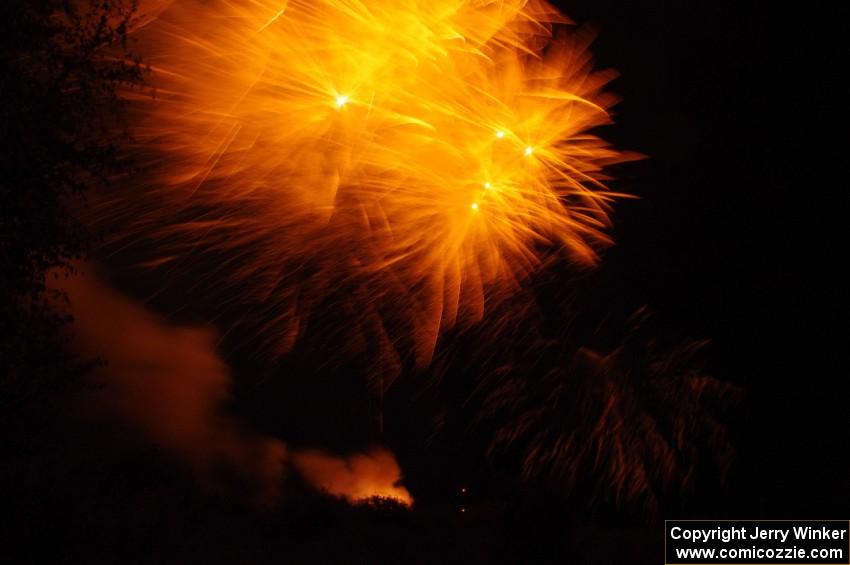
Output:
293,448,413,506
107,0,628,365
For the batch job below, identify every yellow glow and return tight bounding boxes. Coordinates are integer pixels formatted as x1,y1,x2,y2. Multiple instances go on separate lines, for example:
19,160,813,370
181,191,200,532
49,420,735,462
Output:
113,0,627,364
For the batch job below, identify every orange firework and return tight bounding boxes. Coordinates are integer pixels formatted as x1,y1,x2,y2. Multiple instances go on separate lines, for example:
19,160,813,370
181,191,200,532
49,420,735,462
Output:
98,0,628,368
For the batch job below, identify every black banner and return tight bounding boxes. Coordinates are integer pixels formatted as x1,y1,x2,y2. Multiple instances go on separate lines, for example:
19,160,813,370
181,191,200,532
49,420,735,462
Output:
665,520,849,564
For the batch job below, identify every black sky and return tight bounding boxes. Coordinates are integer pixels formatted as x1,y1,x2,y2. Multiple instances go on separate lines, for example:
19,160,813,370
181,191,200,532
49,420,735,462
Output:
551,0,849,515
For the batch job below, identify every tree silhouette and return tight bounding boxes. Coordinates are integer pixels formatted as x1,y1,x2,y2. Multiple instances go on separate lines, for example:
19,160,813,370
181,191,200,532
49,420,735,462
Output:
1,0,144,413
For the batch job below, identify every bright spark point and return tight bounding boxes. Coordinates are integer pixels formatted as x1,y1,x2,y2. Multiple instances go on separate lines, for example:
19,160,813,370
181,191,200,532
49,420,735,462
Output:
471,202,479,210
524,146,534,156
496,130,505,139
335,95,349,108
484,182,492,189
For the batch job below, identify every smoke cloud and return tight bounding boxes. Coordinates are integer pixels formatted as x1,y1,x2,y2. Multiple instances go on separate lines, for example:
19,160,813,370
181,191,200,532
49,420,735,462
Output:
53,265,287,503
49,265,411,506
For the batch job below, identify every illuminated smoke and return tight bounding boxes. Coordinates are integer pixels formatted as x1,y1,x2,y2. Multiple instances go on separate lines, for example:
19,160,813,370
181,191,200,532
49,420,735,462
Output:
49,265,412,505
93,0,631,370
53,265,288,503
293,448,413,506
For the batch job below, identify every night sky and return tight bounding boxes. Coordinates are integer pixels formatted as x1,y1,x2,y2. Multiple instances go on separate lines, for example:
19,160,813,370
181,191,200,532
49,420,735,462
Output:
244,0,849,514
557,0,849,516
533,0,841,518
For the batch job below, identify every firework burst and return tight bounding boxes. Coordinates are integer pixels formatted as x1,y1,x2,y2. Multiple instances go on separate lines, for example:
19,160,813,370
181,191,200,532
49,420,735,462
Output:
95,0,629,369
